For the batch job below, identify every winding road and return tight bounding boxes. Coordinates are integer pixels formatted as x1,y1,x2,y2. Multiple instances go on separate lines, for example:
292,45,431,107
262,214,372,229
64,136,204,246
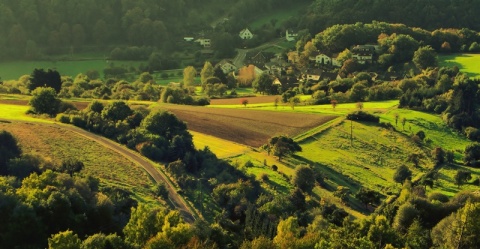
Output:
61,123,198,223
4,119,198,224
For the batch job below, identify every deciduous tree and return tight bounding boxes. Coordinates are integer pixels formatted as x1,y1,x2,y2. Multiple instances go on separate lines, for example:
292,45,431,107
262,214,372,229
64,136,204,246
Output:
28,87,61,116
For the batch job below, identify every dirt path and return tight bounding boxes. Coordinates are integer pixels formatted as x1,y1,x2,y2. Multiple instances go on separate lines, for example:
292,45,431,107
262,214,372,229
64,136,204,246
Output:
3,119,197,224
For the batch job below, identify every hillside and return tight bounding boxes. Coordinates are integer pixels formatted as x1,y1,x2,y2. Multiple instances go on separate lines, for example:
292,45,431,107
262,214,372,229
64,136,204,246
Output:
301,0,480,34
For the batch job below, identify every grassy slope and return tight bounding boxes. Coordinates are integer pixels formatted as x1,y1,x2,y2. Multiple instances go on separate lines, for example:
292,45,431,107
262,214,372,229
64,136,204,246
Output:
206,99,479,217
0,103,157,203
439,53,480,78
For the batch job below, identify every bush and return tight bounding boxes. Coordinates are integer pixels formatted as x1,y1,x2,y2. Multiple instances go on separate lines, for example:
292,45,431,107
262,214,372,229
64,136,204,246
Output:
70,115,86,128
271,165,278,171
465,127,480,141
346,111,380,123
56,114,70,124
58,101,78,113
259,173,269,182
428,192,449,203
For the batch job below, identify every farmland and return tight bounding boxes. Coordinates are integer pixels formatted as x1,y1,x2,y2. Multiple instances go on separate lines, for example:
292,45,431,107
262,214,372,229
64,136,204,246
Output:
439,53,480,78
0,120,156,203
159,103,338,147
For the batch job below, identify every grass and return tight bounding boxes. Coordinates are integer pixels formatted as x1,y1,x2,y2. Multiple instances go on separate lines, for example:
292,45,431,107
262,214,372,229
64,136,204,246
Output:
439,53,480,78
209,99,399,114
0,59,146,80
0,120,157,204
0,102,158,203
190,131,249,158
0,104,53,123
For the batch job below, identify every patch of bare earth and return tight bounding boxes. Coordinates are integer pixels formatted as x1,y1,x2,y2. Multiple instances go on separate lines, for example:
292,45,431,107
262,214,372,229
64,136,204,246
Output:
162,105,337,147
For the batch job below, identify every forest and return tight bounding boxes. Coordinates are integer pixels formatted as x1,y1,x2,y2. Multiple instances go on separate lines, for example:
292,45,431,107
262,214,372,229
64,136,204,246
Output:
2,0,480,249
0,0,306,60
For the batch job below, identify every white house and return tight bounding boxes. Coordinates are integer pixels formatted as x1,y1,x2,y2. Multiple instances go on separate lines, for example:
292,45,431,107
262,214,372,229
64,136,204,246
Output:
195,38,211,48
183,37,194,42
285,29,298,41
239,28,254,40
352,45,375,64
216,60,237,74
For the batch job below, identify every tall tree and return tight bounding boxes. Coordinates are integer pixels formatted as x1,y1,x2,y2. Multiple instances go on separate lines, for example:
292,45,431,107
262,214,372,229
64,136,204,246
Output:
413,46,438,70
0,131,22,175
183,66,197,87
252,73,273,95
29,68,62,93
393,165,412,185
292,165,315,193
200,62,214,86
28,87,61,116
267,135,301,161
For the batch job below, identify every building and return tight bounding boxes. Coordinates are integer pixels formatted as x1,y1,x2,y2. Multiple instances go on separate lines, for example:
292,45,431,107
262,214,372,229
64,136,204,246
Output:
239,28,254,40
285,29,298,41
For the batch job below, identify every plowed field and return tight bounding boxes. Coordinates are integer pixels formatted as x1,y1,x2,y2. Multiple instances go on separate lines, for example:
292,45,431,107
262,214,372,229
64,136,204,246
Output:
162,105,337,147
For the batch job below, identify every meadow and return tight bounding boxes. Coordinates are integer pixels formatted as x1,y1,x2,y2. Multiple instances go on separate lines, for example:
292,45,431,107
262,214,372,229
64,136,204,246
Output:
439,53,480,78
0,120,157,203
0,59,146,80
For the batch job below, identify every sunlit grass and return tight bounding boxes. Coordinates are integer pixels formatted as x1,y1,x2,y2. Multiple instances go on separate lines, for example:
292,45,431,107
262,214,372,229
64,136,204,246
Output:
191,131,249,158
439,53,480,78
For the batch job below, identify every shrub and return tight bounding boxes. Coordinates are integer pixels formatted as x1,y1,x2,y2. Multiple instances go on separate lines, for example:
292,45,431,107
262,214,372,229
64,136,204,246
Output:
428,192,449,203
56,114,70,124
259,173,269,182
271,165,278,171
70,115,86,128
346,111,380,123
465,127,480,141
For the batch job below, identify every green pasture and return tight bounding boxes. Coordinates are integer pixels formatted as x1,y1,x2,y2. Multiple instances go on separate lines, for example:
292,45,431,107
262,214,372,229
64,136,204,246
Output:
439,53,480,78
228,153,293,195
0,59,146,80
0,103,53,123
191,131,249,158
380,109,471,156
210,99,399,114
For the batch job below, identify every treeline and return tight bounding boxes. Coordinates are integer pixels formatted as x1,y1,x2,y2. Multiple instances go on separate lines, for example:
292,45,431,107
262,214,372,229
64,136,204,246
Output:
300,0,480,34
0,0,307,60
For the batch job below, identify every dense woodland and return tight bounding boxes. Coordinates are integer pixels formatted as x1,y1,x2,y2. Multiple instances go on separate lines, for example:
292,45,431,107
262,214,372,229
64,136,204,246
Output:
301,0,480,34
0,0,306,60
2,1,480,249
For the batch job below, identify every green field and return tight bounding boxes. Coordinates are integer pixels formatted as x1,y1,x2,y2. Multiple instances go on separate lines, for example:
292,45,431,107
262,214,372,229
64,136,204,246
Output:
0,59,146,80
191,131,249,158
439,53,480,78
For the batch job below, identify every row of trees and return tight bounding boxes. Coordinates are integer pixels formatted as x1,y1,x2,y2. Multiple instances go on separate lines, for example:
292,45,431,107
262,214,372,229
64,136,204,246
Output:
300,0,480,35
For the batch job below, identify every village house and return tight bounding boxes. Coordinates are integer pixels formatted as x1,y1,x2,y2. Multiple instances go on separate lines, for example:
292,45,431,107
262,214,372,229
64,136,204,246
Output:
351,45,375,64
195,38,211,48
216,60,237,74
309,52,342,67
239,28,254,40
305,68,323,82
285,29,298,42
246,51,275,65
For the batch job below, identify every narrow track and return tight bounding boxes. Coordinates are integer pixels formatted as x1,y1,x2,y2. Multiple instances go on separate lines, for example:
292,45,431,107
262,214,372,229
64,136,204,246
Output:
60,124,198,224
4,119,197,224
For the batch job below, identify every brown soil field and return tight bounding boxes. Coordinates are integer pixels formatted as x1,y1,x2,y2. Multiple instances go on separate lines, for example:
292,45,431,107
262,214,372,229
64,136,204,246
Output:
162,105,337,147
210,95,281,105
